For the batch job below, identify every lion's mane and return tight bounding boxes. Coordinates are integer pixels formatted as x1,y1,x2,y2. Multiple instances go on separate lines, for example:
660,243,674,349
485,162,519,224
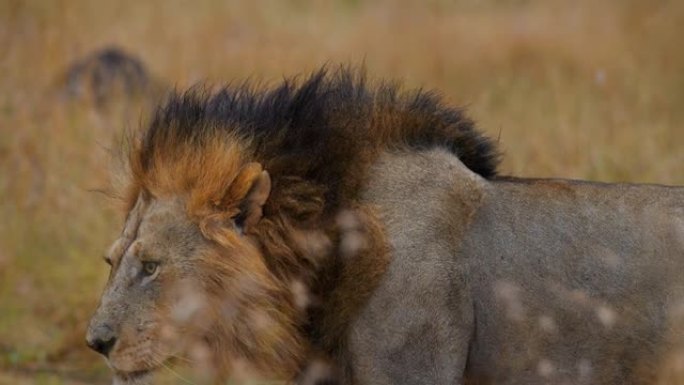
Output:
120,67,499,379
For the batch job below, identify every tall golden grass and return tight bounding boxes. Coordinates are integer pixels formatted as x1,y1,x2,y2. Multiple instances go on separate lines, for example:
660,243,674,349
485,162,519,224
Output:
1,0,683,383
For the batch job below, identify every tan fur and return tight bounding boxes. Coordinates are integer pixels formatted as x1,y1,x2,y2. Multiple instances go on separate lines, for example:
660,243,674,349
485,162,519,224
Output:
345,149,684,385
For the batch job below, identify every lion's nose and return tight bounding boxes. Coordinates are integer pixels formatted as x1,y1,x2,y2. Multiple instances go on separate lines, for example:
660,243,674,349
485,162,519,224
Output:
86,324,117,356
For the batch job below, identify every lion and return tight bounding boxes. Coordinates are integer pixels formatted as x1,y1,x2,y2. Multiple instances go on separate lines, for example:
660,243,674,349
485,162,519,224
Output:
59,46,164,110
87,67,684,385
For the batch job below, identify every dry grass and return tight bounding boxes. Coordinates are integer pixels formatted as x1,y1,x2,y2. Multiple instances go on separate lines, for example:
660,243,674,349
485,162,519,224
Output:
1,0,683,383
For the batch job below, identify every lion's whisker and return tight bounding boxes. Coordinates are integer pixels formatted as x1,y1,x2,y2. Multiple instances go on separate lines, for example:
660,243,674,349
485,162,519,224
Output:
153,346,197,364
148,354,197,385
169,353,196,364
160,362,196,385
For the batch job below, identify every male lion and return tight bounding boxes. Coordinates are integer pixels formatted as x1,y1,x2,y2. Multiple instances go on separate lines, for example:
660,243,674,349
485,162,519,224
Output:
87,68,684,384
59,46,165,113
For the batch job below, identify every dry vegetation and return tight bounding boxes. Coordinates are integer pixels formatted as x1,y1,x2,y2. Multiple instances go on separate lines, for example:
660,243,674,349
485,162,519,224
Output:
0,0,683,383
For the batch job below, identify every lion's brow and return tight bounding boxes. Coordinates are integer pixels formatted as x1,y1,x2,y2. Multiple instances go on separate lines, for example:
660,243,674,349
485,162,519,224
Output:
107,196,148,265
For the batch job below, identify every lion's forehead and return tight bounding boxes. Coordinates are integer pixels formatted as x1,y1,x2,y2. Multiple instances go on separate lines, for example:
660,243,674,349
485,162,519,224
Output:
119,198,203,263
138,199,186,231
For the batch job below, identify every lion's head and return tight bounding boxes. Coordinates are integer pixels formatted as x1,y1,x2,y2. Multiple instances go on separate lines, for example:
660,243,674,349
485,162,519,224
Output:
87,136,309,383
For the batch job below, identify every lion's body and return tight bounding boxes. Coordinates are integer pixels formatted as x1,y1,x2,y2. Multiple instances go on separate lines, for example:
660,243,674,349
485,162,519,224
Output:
347,149,684,384
88,68,684,384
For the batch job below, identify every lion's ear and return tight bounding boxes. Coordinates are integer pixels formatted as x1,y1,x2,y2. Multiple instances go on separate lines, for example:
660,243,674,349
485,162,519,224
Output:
202,163,271,240
234,169,271,233
219,162,271,233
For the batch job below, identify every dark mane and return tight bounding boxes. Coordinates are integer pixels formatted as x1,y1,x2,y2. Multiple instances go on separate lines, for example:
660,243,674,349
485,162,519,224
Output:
141,67,499,215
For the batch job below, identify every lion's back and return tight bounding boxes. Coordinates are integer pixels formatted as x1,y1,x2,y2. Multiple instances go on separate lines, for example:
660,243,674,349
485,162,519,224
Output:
461,178,684,384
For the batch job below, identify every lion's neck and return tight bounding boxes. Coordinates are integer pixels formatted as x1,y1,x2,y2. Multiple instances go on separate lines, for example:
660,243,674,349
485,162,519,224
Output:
229,204,391,380
206,285,310,382
302,205,392,374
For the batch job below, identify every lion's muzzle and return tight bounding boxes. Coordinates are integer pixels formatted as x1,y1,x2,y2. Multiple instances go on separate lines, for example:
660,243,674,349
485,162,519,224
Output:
86,321,117,356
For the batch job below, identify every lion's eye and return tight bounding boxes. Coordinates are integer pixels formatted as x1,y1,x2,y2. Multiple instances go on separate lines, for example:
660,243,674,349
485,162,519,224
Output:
142,261,158,276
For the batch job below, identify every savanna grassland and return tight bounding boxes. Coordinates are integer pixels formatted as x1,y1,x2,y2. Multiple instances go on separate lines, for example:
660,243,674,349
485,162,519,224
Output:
1,0,683,383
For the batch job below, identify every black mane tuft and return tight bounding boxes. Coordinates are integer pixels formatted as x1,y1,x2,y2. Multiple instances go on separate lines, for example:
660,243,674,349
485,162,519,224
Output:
142,66,500,211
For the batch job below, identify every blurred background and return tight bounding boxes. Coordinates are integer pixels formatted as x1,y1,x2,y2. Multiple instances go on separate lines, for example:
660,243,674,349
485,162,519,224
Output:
1,0,683,383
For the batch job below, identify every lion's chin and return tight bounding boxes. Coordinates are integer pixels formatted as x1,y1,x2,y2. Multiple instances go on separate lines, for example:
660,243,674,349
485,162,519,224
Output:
112,369,154,385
